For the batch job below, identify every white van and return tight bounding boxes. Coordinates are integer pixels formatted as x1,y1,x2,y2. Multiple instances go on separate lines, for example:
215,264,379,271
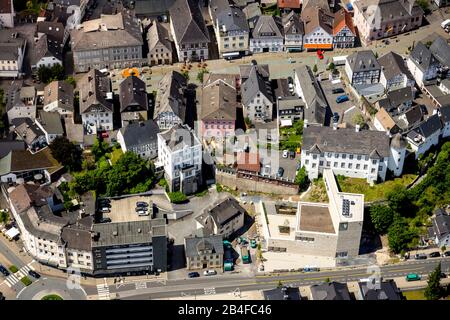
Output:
203,269,217,276
441,19,450,29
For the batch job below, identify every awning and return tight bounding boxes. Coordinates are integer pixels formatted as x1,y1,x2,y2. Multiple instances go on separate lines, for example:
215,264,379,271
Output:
223,52,240,58
280,119,293,127
304,43,333,49
5,227,20,240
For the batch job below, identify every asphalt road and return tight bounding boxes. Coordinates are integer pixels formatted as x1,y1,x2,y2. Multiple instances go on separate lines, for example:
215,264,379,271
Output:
85,257,450,300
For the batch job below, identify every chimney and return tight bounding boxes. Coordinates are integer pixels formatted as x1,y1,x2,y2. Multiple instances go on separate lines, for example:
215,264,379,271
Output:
355,124,360,132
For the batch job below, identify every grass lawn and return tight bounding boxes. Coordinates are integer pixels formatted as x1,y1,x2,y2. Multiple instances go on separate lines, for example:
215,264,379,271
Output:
109,148,123,165
304,178,329,203
9,265,18,273
402,290,425,300
41,294,63,300
20,276,32,286
336,174,417,202
279,122,303,151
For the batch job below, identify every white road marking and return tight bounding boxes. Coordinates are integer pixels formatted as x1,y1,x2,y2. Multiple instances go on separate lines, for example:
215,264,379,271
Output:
204,287,216,295
135,281,148,290
96,283,110,300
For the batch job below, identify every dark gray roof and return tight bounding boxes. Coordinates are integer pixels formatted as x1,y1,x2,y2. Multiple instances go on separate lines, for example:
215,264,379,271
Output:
158,124,200,151
147,21,172,53
32,34,63,65
408,113,442,140
37,111,64,135
79,69,113,113
169,0,210,44
61,225,92,251
209,0,230,23
119,75,148,113
310,282,351,300
201,80,237,121
432,208,450,241
378,51,413,82
378,87,413,111
403,105,423,126
263,287,301,300
196,197,245,230
184,234,224,258
282,11,304,36
12,118,45,147
346,50,380,73
252,15,283,39
241,65,273,105
119,120,160,148
358,280,402,300
92,218,167,247
439,105,450,124
239,63,270,81
409,42,440,72
217,6,249,34
153,71,187,122
429,36,450,68
302,126,391,158
0,30,27,61
0,140,26,158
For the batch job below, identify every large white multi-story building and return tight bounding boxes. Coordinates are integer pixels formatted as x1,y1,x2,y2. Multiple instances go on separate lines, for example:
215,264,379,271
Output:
259,169,364,265
157,124,202,195
300,125,407,183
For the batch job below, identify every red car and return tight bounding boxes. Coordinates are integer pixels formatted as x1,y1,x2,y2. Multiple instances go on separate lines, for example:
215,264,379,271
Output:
317,50,324,60
101,132,109,138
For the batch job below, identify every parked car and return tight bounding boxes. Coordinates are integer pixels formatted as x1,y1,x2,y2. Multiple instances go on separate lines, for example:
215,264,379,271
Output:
332,88,345,94
203,269,217,276
336,95,349,103
444,251,450,257
414,253,427,260
429,251,441,258
277,167,284,177
440,273,447,279
289,151,295,159
250,239,257,248
316,50,324,60
99,207,110,213
406,273,421,281
28,270,40,279
333,112,340,123
136,202,148,207
282,150,289,158
100,218,111,223
135,206,148,212
0,265,10,276
137,210,149,216
188,272,200,278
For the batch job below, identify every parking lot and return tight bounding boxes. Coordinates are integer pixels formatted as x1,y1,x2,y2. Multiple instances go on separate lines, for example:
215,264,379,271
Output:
320,78,355,124
103,196,154,223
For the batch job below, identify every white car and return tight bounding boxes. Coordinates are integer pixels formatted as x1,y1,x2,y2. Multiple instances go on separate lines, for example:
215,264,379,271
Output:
203,269,217,276
282,150,289,158
137,210,149,216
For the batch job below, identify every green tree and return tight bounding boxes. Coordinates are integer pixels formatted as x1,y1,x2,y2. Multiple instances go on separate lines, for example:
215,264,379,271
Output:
244,116,252,128
0,211,9,224
424,263,443,300
442,245,447,253
327,62,335,71
370,205,394,234
353,114,366,127
196,68,208,82
91,138,111,162
386,185,414,216
374,52,379,59
49,136,82,171
295,167,309,191
387,215,417,254
37,64,65,84
416,0,430,14
65,76,76,87
181,70,189,81
168,191,188,203
312,64,318,74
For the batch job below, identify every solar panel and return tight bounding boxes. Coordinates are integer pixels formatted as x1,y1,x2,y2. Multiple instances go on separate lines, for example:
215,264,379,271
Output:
342,199,350,216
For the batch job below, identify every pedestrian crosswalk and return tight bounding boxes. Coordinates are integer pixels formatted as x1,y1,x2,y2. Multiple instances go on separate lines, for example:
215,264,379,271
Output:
135,281,147,290
204,287,216,295
3,264,33,288
97,282,111,300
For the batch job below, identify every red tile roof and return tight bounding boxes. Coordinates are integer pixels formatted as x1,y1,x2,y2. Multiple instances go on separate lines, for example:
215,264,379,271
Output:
277,0,301,9
333,8,355,36
236,153,260,172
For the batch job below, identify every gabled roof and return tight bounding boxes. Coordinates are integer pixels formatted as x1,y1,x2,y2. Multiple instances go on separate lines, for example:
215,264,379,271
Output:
282,11,304,36
301,5,333,35
217,5,249,33
277,0,301,9
439,105,450,124
158,124,200,151
147,21,172,52
375,107,397,132
0,30,27,61
153,71,187,122
169,0,210,44
252,15,283,39
201,80,237,121
119,120,160,148
236,152,260,172
79,69,113,113
409,42,440,72
12,118,45,146
119,75,148,113
239,63,270,81
310,282,351,300
347,50,380,73
408,113,442,141
358,280,402,300
302,0,330,12
404,105,423,124
432,208,450,240
241,66,273,105
196,196,246,232
32,34,63,65
37,111,64,135
184,234,224,258
0,148,60,176
429,35,450,68
333,8,355,36
43,80,74,112
378,51,414,82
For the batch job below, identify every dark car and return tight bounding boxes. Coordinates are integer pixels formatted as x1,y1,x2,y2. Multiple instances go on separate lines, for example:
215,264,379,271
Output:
99,202,111,208
135,206,148,212
188,272,200,278
100,218,112,223
444,251,450,257
136,202,148,207
0,265,10,276
429,251,441,258
332,88,345,94
277,167,284,177
440,273,447,279
287,76,293,84
289,151,295,159
28,270,40,279
414,254,427,260
333,112,340,123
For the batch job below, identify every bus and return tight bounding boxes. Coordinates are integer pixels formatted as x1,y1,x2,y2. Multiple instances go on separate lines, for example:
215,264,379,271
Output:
406,273,421,281
241,246,250,264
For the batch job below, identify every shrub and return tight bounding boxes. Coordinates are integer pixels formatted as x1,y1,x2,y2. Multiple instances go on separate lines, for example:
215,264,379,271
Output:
168,192,188,204
9,265,18,273
41,294,63,300
21,276,32,286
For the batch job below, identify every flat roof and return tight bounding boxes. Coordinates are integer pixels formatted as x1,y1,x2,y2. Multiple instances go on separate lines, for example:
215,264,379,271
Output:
298,203,335,234
103,196,154,223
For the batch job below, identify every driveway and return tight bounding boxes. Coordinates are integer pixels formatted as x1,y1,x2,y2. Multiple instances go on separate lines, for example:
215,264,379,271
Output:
320,77,354,125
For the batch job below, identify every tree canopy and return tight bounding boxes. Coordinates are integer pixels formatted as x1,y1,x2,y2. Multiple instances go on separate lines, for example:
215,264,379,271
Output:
49,136,82,172
37,64,65,84
369,205,394,235
295,166,309,191
424,263,443,300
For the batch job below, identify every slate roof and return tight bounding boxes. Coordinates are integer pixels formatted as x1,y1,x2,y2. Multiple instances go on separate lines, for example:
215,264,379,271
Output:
0,148,60,176
119,75,148,113
0,30,27,61
282,11,304,36
196,197,246,232
201,80,237,121
346,50,380,73
301,6,333,35
377,87,413,111
43,80,74,112
355,0,423,22
12,118,45,146
147,21,172,53
439,105,450,124
158,124,200,151
153,71,187,122
92,218,167,247
378,51,413,81
358,280,402,300
184,234,224,258
217,5,249,34
302,126,391,158
252,15,283,39
169,0,210,45
431,208,450,241
61,225,92,252
241,65,273,105
429,35,450,68
79,69,113,114
71,11,143,51
263,286,301,300
239,63,270,81
310,282,351,300
209,0,230,23
119,120,160,148
37,111,64,135
0,140,26,159
407,113,442,141
409,42,440,72
397,105,423,130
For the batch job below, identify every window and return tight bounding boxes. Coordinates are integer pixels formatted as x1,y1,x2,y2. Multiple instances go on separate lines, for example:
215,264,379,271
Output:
342,154,346,159
336,251,348,258
334,162,338,167
364,164,368,170
341,163,345,168
339,223,348,231
371,168,375,173
372,160,377,165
